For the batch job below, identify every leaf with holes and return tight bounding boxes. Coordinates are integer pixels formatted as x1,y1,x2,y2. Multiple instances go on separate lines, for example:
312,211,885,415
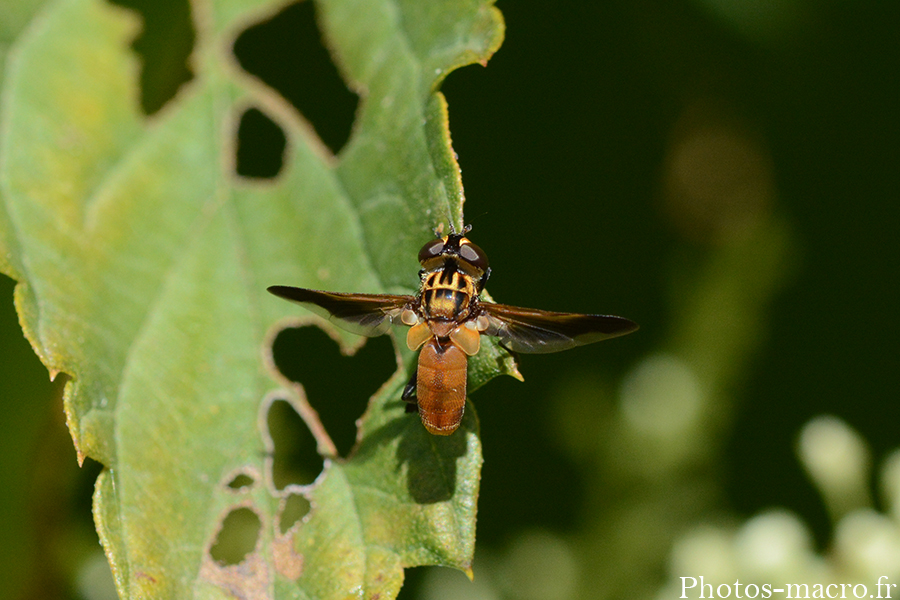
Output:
0,0,505,598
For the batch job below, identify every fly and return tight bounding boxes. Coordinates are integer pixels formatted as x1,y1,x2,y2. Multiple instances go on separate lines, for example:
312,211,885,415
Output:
268,227,637,435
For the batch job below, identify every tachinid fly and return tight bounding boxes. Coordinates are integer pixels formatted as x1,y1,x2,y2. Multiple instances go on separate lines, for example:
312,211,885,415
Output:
268,227,637,435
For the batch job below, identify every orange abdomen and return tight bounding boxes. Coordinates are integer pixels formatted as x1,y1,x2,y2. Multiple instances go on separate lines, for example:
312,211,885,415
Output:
416,339,468,435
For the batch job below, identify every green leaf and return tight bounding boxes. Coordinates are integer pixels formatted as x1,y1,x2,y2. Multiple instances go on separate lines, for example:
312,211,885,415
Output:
0,0,506,597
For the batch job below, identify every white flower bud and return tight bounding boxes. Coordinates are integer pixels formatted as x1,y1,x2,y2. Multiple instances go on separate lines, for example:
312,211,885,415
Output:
797,416,871,517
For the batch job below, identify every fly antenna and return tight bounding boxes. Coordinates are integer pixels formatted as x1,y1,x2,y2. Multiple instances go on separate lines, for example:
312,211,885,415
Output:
465,211,487,229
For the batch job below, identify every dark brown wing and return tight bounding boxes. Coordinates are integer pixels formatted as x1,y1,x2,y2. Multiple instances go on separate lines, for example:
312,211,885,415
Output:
267,286,414,337
480,302,638,354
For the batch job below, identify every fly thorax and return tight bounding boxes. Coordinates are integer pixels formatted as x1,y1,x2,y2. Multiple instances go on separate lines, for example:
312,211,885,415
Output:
419,260,476,321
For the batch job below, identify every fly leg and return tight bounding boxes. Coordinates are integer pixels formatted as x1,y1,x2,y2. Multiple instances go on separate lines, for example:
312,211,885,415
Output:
401,370,418,413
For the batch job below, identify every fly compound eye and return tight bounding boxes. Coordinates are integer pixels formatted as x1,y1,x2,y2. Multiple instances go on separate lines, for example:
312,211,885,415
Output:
418,238,446,264
458,239,489,272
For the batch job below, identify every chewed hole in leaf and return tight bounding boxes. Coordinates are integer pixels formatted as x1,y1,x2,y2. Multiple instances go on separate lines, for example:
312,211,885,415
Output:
209,507,261,566
279,492,311,534
108,0,194,115
271,326,395,457
267,399,324,489
233,0,358,154
226,473,255,490
235,108,286,179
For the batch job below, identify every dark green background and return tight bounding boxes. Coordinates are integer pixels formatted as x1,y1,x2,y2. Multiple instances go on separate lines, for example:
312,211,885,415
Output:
1,0,897,597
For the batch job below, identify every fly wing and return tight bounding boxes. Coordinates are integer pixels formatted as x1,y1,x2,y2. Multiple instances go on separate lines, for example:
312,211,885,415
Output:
267,286,415,337
480,302,638,354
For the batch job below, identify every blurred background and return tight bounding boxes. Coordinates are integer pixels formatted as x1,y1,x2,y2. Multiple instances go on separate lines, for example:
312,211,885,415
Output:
1,0,897,598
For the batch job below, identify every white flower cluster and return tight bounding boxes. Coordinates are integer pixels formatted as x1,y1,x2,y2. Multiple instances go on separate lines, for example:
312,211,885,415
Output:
657,416,900,599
